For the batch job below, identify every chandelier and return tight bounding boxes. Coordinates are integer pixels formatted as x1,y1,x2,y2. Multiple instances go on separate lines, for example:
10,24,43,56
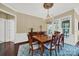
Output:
43,3,54,24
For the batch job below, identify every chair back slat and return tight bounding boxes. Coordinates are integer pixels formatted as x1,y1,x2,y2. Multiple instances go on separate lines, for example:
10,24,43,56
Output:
59,34,64,45
50,35,57,48
50,33,63,48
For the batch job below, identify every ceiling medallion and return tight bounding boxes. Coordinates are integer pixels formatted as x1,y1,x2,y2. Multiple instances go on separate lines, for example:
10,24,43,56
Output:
43,3,54,9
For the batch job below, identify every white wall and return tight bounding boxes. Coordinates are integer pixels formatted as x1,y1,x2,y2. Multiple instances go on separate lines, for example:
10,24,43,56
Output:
0,18,5,43
64,18,78,45
14,33,28,43
74,18,78,44
74,8,79,42
62,15,76,45
64,34,75,45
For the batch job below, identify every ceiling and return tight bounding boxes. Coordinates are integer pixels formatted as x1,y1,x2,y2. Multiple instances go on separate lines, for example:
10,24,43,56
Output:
3,3,79,18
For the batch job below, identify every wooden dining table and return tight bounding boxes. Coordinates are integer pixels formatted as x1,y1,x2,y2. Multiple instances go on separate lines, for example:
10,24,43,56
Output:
32,35,51,56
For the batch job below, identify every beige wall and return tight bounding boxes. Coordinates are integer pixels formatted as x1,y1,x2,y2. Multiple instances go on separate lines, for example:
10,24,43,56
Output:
16,12,47,33
54,9,74,34
1,3,78,34
54,10,74,19
0,3,47,33
54,9,77,45
54,9,79,45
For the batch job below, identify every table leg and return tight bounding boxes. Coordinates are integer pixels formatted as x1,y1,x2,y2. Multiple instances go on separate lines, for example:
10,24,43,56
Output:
40,43,44,56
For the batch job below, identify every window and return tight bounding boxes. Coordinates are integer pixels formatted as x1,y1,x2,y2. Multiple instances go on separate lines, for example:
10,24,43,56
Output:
62,20,70,38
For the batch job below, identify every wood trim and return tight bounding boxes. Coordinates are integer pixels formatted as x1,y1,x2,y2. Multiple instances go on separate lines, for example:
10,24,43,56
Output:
15,41,29,45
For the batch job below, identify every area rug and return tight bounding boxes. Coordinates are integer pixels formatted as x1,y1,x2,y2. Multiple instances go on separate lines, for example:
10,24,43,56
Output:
17,43,79,56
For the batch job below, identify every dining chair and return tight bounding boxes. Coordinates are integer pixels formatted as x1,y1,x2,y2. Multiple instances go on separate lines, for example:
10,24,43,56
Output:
53,31,60,52
56,33,64,52
28,33,40,56
59,34,64,49
44,35,57,56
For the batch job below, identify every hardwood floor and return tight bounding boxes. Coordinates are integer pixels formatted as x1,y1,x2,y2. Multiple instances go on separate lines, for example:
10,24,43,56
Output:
0,41,28,56
0,41,15,56
0,41,79,56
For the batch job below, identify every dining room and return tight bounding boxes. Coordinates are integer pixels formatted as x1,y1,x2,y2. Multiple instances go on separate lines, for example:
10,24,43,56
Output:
0,3,79,56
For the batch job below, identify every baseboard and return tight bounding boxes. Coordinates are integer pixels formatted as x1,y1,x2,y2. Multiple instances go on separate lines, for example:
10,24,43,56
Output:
15,41,29,45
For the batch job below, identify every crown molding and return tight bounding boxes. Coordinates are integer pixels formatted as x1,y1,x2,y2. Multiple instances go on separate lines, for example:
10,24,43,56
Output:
2,3,43,19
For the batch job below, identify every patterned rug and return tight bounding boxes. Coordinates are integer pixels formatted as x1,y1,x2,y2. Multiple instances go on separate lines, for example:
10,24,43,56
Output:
17,43,79,56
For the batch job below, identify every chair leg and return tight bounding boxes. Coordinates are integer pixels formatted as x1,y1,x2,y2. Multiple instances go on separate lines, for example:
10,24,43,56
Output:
29,49,30,55
63,43,64,47
60,45,62,50
31,50,33,56
62,41,64,47
55,49,57,56
49,50,52,56
58,46,60,53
